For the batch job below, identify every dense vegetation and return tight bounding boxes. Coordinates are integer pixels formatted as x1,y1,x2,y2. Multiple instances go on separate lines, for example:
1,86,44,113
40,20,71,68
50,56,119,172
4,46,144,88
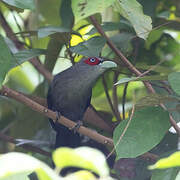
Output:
0,0,180,179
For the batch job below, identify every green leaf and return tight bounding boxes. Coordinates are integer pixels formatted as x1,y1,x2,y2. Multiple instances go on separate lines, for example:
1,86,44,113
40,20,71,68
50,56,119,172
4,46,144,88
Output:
145,28,164,49
151,168,179,180
137,75,168,81
115,75,168,85
14,49,46,62
1,173,31,180
168,72,180,96
113,107,170,159
60,0,74,29
70,36,106,56
157,11,170,19
72,0,116,23
110,32,134,56
136,94,178,108
115,77,137,85
0,35,15,87
38,26,70,38
2,0,35,10
114,0,152,40
64,170,97,180
52,147,109,177
87,21,134,35
136,63,173,74
0,152,60,180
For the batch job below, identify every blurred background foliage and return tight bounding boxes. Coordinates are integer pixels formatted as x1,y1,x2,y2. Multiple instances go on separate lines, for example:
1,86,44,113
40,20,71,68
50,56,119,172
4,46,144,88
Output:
0,0,180,179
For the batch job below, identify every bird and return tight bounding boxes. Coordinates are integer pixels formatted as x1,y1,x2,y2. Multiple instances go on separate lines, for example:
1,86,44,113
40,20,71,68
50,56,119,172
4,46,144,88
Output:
47,57,117,149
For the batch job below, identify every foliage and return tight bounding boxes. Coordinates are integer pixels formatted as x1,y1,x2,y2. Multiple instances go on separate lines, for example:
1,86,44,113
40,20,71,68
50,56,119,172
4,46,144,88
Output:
0,0,180,179
0,147,112,180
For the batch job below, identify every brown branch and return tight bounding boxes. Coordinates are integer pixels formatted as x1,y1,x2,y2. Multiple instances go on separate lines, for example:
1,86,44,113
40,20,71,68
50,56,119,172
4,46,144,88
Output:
90,16,141,76
84,107,114,133
22,93,114,133
0,132,51,157
0,86,114,147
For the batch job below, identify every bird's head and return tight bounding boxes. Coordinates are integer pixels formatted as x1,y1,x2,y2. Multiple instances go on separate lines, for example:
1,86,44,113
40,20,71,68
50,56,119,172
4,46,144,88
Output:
72,57,117,85
57,57,117,91
75,57,117,75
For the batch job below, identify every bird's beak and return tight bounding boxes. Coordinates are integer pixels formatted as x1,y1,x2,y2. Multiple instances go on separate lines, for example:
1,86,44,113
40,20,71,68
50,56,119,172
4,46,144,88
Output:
100,61,117,69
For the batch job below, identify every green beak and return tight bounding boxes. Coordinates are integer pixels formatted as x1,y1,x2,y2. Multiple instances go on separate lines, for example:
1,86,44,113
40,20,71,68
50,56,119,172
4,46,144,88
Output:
100,61,117,69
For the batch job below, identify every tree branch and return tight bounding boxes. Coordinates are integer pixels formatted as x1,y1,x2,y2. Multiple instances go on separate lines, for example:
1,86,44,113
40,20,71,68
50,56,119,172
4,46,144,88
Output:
18,93,113,133
0,86,114,147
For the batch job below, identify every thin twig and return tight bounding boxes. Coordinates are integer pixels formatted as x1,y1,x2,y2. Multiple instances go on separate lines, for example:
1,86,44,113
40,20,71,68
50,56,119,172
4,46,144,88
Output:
112,71,121,121
132,21,172,39
107,105,135,159
102,75,121,122
160,81,173,94
0,132,51,157
1,122,14,134
11,10,26,43
0,9,23,49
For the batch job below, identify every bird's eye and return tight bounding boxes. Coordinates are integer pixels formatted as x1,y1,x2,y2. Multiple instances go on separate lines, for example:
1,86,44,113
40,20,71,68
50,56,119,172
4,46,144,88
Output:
90,58,96,63
84,57,102,66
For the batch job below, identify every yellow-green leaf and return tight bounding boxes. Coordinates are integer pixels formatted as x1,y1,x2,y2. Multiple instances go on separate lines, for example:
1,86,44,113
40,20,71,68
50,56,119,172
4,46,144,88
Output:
72,0,116,23
64,170,97,180
52,147,109,177
149,151,180,170
0,152,60,180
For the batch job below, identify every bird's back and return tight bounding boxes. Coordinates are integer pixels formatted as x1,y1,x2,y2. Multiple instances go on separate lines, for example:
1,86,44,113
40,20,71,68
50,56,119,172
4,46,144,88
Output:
47,66,92,147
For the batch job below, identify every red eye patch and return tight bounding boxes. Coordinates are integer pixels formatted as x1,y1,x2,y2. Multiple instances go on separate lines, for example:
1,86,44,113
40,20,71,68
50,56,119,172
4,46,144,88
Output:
84,57,102,65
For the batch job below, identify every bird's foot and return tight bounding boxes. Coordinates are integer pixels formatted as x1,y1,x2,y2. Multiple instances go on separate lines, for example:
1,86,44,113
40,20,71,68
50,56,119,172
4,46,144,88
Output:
70,120,83,133
55,111,61,122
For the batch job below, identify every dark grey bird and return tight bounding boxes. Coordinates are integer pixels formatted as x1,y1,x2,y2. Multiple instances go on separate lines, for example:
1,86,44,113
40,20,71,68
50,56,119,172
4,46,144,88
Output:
47,57,117,148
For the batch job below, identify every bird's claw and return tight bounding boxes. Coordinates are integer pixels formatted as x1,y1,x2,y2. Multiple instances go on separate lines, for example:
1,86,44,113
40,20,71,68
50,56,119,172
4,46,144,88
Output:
70,120,83,133
55,111,61,122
